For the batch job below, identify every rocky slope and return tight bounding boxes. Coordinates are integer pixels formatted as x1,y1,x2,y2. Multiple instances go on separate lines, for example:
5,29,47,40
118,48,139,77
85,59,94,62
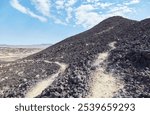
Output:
0,16,150,98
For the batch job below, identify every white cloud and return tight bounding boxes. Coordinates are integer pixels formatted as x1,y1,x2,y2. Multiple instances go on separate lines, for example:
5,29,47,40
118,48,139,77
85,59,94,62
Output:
130,0,140,4
98,5,134,24
76,4,95,12
65,0,77,7
85,0,113,9
108,5,133,14
27,12,47,22
75,4,101,28
96,2,113,9
49,15,66,25
66,7,73,22
124,0,141,5
10,0,26,13
85,0,99,3
75,3,135,28
10,0,47,22
56,0,65,9
65,0,77,22
31,0,51,17
10,0,140,28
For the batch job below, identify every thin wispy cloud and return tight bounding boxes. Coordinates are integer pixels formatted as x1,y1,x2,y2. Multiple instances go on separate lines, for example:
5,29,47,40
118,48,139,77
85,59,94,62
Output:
31,0,51,17
65,0,77,7
66,7,73,22
56,0,65,10
10,0,141,28
10,0,47,22
124,0,141,5
97,2,113,9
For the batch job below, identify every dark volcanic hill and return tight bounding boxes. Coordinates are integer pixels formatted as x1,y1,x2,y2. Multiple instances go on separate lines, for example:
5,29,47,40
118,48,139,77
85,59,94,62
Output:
0,16,150,98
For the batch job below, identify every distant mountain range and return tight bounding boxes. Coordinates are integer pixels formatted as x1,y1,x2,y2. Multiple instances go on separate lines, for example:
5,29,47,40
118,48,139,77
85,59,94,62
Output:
0,16,150,98
0,44,51,48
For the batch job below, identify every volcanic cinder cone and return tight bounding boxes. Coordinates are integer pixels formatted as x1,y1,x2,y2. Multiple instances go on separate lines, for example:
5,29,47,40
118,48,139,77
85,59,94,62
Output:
0,16,150,98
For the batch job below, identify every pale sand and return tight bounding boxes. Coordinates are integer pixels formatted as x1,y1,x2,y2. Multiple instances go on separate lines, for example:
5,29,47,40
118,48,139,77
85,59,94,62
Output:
88,42,124,98
0,50,41,62
25,61,68,98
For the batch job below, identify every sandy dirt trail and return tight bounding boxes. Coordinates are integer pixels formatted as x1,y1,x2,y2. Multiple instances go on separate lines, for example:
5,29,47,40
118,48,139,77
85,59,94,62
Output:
25,61,68,98
88,42,124,98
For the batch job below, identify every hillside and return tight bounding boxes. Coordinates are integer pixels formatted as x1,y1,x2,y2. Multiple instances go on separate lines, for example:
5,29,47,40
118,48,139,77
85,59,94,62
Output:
0,16,150,98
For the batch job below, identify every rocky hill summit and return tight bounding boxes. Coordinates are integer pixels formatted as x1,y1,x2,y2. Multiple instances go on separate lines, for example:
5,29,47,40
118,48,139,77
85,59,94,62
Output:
0,16,150,98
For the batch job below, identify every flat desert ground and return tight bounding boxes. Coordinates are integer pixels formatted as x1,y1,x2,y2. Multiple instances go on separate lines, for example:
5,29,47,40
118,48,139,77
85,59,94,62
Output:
0,45,49,62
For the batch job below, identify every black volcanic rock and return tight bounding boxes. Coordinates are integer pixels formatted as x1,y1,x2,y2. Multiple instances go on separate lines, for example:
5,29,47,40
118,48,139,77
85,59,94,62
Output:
0,16,150,98
27,16,137,63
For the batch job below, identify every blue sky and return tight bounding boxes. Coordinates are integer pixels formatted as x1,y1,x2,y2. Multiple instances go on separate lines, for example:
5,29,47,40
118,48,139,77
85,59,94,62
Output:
0,0,150,45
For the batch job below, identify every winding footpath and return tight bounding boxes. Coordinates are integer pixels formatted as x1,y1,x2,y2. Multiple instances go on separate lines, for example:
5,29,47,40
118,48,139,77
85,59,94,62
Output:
88,42,124,98
25,61,68,98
